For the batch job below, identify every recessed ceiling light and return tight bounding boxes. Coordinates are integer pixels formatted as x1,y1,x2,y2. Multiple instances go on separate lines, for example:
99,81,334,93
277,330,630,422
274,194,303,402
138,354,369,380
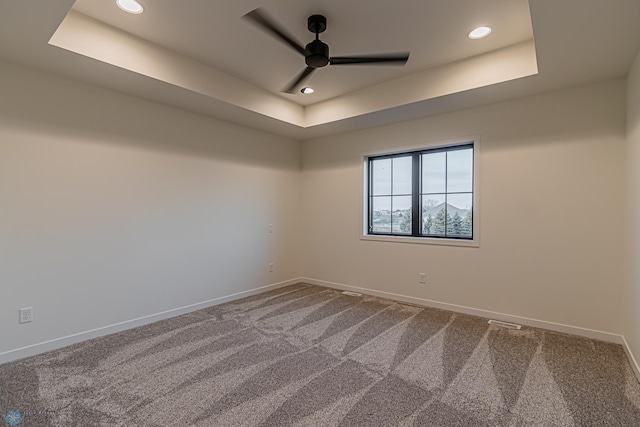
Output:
301,87,314,94
116,0,144,14
468,26,492,39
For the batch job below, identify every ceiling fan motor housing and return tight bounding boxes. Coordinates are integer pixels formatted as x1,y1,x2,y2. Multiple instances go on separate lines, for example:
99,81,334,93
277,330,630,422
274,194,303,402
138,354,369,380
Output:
305,40,330,68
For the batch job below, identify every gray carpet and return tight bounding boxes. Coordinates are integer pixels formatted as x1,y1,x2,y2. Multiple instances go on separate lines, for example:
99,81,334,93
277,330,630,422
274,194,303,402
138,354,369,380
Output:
2,283,640,426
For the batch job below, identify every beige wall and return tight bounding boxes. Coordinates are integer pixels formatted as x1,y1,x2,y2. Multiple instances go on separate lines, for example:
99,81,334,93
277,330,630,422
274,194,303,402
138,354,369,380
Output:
624,51,640,368
0,61,301,358
302,79,626,335
0,56,633,363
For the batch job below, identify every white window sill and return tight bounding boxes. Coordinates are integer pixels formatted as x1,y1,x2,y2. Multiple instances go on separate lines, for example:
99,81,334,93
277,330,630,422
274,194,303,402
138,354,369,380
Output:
361,234,479,248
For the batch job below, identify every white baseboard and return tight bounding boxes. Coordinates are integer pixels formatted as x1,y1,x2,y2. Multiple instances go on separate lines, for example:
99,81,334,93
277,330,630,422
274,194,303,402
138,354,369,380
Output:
301,277,624,344
0,278,299,366
5,276,636,380
622,336,640,382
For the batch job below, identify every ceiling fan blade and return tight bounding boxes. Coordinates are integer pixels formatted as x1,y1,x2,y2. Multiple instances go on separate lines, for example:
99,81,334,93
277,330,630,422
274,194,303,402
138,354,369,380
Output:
330,53,410,65
243,8,306,56
283,67,316,93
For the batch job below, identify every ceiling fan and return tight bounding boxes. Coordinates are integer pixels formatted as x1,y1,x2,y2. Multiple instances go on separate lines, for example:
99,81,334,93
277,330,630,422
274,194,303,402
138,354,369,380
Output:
243,8,410,94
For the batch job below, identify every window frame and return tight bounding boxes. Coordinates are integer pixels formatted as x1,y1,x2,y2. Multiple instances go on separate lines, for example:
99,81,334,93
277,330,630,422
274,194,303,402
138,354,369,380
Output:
361,137,479,248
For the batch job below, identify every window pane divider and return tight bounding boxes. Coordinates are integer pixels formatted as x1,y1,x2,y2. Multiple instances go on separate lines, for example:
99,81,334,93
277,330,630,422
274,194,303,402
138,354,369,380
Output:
411,153,420,236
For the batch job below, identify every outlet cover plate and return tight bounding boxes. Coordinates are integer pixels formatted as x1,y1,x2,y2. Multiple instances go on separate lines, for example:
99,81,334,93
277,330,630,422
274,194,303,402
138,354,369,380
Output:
19,307,33,324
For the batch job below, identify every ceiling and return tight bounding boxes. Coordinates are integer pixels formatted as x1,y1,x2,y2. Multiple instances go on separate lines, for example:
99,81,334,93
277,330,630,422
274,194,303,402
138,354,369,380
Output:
71,0,534,105
1,0,639,140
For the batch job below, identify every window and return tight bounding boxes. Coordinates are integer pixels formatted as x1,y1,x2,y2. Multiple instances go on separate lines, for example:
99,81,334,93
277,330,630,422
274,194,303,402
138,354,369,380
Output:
366,142,475,241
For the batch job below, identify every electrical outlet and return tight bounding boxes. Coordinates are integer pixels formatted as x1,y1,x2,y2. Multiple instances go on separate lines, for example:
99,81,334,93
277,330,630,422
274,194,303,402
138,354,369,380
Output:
19,307,33,324
269,263,274,272
268,224,273,234
419,273,426,284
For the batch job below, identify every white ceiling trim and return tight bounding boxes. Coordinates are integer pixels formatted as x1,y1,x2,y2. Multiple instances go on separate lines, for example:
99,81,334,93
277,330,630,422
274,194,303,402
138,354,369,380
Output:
50,10,537,129
2,0,636,140
305,41,538,127
50,11,305,127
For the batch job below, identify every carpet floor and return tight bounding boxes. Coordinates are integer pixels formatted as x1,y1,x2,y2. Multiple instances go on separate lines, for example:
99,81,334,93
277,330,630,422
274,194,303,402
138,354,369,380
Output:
1,283,640,426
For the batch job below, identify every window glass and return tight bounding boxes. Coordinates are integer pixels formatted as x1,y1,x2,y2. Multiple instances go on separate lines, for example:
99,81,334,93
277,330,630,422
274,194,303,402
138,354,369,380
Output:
392,195,412,234
368,143,474,240
371,158,391,196
422,152,446,194
371,196,391,233
447,148,473,193
392,156,412,195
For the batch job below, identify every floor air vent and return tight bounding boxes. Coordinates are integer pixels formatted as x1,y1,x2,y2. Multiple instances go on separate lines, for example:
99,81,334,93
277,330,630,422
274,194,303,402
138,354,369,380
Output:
488,319,522,330
341,291,362,297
